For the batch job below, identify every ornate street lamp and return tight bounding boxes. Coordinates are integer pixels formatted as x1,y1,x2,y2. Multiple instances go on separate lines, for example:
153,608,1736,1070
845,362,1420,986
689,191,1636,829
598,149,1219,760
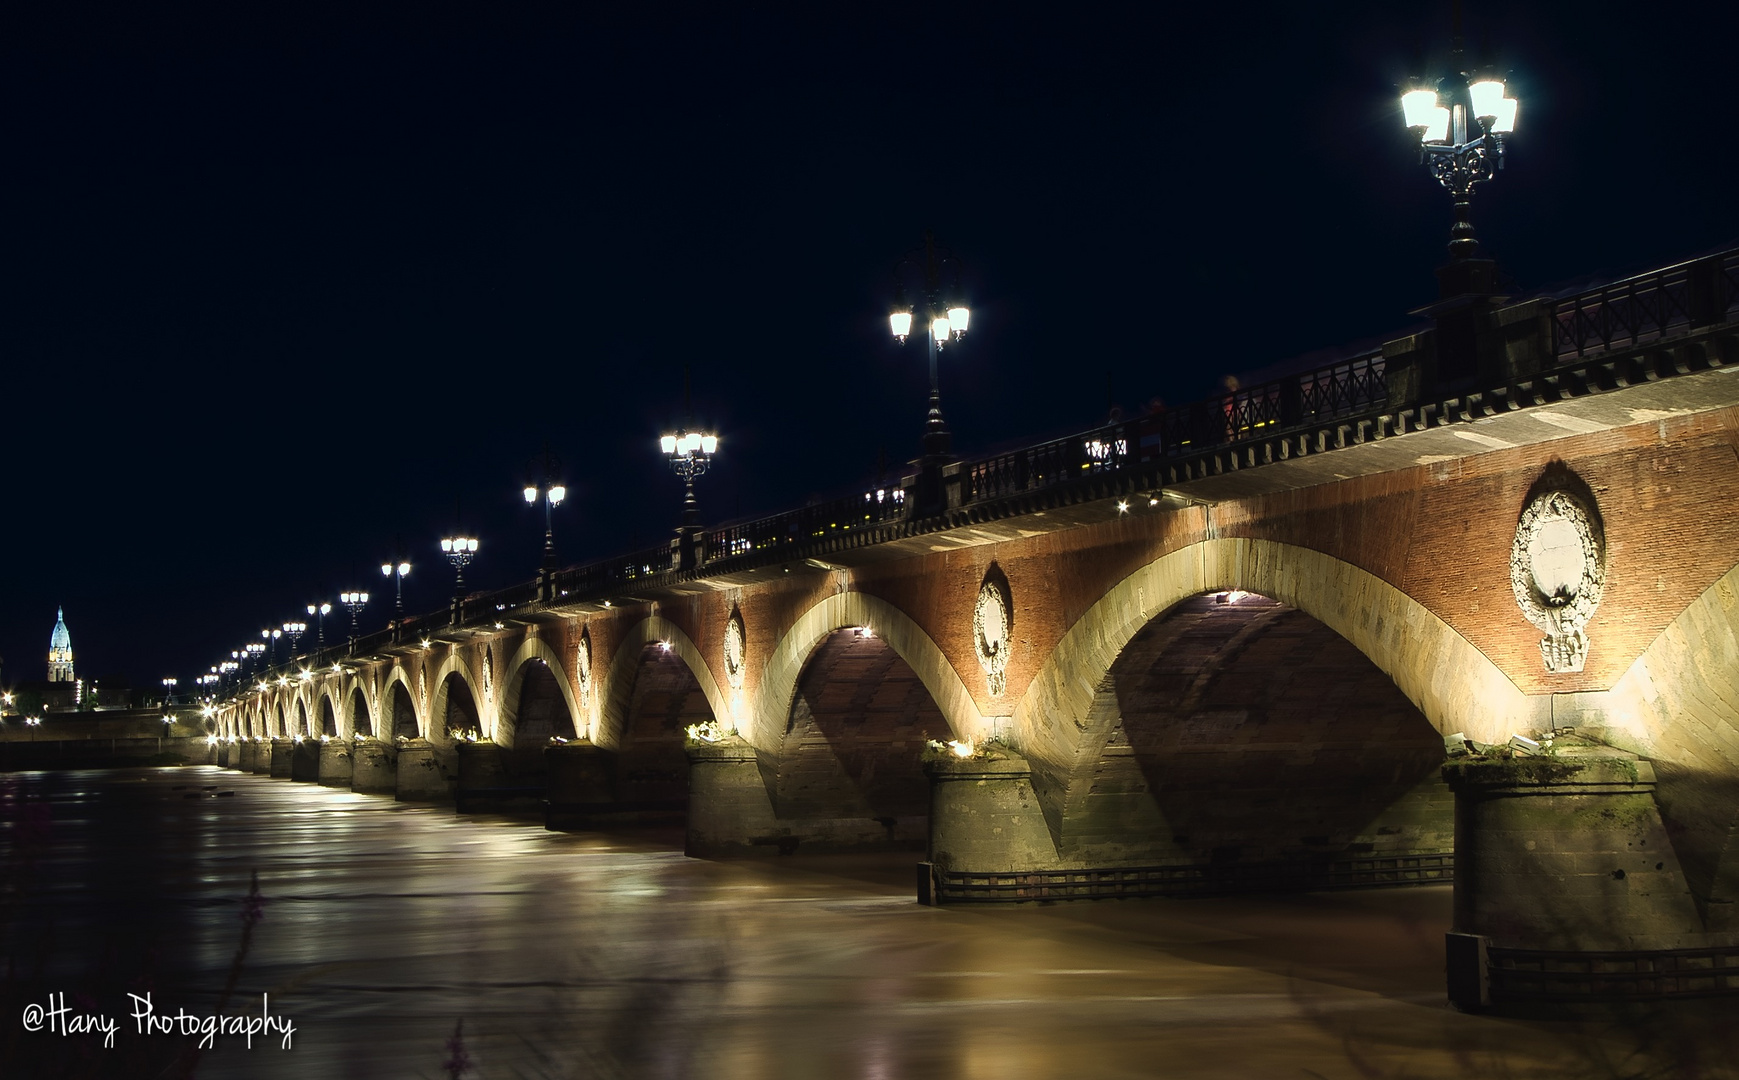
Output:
659,428,718,533
658,426,718,572
283,620,307,656
1401,58,1518,263
306,603,331,647
441,534,479,598
245,641,266,675
161,677,177,703
381,559,412,616
523,446,568,574
339,590,369,638
262,628,282,667
887,231,971,462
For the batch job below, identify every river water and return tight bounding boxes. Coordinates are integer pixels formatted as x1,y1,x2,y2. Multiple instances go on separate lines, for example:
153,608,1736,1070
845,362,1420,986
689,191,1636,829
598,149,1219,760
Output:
1,766,1729,1079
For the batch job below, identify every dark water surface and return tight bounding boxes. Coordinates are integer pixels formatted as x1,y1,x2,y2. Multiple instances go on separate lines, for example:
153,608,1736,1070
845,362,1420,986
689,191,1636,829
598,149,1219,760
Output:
1,767,1729,1079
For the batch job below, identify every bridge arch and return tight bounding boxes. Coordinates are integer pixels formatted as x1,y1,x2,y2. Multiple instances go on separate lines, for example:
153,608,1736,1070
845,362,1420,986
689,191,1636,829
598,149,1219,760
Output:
428,652,485,746
1017,537,1530,780
294,698,310,738
497,636,580,750
317,694,338,738
597,616,727,750
317,685,343,736
750,591,980,753
273,701,287,738
348,684,373,738
383,669,421,740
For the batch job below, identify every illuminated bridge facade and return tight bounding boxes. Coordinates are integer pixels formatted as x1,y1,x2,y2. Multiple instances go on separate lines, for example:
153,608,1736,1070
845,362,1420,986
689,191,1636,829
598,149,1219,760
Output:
213,249,1739,1011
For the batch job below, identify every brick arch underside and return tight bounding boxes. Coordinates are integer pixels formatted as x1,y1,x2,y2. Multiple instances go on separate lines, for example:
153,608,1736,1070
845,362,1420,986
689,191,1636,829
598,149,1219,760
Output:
1057,593,1452,874
1016,538,1536,839
494,660,577,783
439,672,482,740
349,687,371,738
318,696,338,737
770,628,951,838
387,680,419,739
609,645,713,810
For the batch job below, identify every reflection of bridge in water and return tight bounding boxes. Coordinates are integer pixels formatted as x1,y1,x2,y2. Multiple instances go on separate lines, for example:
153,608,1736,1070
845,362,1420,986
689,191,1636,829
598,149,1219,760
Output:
27,766,1723,1079
212,248,1739,1012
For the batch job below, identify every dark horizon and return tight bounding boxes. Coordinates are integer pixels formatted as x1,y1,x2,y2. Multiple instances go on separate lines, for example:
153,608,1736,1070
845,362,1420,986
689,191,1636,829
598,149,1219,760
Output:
3,1,1735,691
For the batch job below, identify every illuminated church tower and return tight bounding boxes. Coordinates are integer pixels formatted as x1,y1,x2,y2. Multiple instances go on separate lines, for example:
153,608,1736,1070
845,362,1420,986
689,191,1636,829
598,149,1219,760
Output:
48,607,74,683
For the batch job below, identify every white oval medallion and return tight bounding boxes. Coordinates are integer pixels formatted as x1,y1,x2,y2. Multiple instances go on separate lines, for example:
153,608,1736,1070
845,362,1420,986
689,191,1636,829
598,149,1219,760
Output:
576,629,592,712
723,610,747,692
973,578,1012,697
1511,485,1606,673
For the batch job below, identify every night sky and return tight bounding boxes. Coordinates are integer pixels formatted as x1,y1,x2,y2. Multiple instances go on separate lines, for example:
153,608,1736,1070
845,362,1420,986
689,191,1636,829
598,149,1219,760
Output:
2,1,1734,693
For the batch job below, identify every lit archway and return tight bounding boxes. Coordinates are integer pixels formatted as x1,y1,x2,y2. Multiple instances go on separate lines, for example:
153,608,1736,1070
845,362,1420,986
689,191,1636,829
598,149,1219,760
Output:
1017,538,1532,830
752,591,979,753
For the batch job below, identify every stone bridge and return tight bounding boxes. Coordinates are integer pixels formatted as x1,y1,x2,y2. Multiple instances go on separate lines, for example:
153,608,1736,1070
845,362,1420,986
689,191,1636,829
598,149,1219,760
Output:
210,249,1739,1011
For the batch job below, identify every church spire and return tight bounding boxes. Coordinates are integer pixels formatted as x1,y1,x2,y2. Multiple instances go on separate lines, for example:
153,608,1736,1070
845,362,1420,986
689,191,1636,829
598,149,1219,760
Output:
48,606,74,683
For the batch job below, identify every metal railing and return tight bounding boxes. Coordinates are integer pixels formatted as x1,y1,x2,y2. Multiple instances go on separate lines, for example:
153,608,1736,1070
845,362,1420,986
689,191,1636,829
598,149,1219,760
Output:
1551,250,1739,360
1489,942,1739,1001
704,484,908,562
1149,351,1388,458
548,542,676,598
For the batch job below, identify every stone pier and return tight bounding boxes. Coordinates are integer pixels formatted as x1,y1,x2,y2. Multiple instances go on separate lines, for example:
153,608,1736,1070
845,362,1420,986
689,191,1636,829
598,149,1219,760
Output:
396,739,453,802
544,743,615,829
351,739,397,794
685,737,780,856
269,737,294,778
317,738,354,787
290,738,321,782
920,749,1060,903
455,741,539,814
1443,739,1713,1012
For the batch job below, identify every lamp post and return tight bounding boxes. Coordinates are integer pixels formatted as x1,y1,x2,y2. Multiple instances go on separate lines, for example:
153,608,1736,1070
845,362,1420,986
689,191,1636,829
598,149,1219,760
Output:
263,628,282,667
1402,78,1517,261
339,591,369,638
381,560,411,616
306,603,331,647
283,621,307,656
1400,12,1519,291
161,677,177,704
660,427,717,570
441,535,479,599
1396,18,1523,390
523,447,568,575
887,231,972,464
245,641,266,676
